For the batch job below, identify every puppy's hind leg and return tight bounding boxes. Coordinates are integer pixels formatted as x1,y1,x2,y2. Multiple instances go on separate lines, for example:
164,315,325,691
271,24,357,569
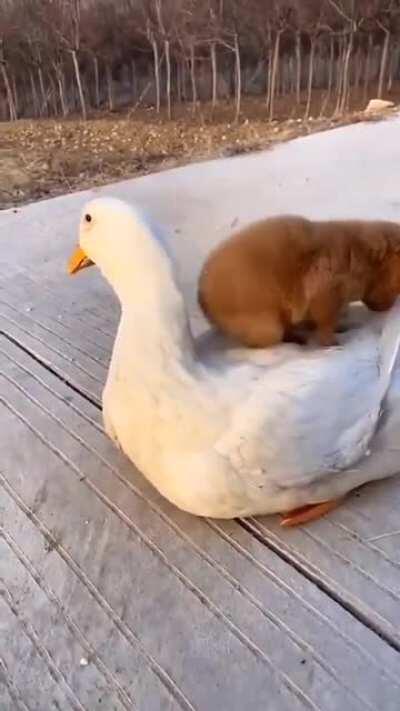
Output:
364,295,396,312
308,289,342,347
227,312,285,348
283,326,308,346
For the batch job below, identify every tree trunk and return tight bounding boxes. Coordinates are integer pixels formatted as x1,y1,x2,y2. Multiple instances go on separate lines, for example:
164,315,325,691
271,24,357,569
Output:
181,59,187,101
38,66,47,116
150,36,161,113
0,63,17,120
190,42,197,111
304,38,316,119
341,31,353,113
336,31,353,115
327,35,335,99
106,62,114,111
58,74,68,116
176,60,182,103
269,30,281,122
377,29,390,99
288,55,295,94
93,55,100,107
288,55,294,93
354,46,362,92
131,59,137,102
165,39,171,119
54,63,68,116
233,33,241,123
71,49,87,119
279,55,286,96
265,52,271,106
387,44,397,92
210,41,218,108
265,29,273,108
29,70,40,117
320,34,335,116
363,33,373,103
48,72,58,116
295,30,301,104
9,73,19,118
334,36,344,115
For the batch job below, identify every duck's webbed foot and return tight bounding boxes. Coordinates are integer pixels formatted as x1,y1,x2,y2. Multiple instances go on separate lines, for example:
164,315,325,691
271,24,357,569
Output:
103,412,121,450
280,499,343,527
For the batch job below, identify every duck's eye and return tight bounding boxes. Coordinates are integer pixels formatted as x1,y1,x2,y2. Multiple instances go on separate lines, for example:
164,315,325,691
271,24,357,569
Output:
84,214,92,223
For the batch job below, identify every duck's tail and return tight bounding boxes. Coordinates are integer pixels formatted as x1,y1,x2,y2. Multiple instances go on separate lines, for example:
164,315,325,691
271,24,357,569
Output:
376,298,400,404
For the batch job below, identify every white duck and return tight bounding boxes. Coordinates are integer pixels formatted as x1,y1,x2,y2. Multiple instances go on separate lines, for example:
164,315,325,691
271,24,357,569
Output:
68,197,400,526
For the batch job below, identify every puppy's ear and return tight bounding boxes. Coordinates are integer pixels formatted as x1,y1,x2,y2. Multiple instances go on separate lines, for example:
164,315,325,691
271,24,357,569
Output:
364,231,388,263
385,225,400,255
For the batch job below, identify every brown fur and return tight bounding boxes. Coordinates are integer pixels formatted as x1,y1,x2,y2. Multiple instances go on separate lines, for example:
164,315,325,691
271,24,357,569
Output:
198,216,400,348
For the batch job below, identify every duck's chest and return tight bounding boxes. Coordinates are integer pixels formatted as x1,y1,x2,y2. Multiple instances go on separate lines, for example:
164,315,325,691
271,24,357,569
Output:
103,351,167,466
102,342,211,470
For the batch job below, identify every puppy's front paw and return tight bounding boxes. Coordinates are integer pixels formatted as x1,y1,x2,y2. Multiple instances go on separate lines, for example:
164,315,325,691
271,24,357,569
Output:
317,332,339,348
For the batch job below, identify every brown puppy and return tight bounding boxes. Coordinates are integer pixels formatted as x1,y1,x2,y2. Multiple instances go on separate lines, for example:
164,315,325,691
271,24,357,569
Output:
198,216,400,348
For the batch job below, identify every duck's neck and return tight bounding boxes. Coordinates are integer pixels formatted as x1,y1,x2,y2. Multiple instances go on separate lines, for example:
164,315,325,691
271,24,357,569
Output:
105,241,198,383
120,288,196,375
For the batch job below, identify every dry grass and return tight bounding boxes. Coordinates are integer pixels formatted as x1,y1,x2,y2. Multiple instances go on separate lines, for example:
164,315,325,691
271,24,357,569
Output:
0,92,397,210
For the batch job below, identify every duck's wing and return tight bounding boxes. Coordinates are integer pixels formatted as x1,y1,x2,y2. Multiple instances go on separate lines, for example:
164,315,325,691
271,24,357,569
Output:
215,301,400,489
196,303,373,371
196,326,305,369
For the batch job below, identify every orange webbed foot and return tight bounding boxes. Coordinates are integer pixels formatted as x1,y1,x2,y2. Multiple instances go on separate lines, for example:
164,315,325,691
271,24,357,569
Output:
280,499,342,527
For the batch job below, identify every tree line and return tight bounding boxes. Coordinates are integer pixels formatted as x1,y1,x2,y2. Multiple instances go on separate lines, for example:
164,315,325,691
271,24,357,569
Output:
1,0,400,123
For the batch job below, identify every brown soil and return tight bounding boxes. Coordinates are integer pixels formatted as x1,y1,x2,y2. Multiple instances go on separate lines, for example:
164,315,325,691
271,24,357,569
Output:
0,92,397,210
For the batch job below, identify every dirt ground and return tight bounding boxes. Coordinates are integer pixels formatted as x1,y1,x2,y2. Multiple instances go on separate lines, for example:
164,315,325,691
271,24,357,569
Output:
0,91,397,210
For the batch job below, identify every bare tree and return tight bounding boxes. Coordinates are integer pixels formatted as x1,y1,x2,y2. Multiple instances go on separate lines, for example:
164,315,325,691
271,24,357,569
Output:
67,0,87,119
0,42,17,121
1,0,400,123
0,3,19,120
153,0,177,119
326,0,364,115
36,0,87,118
375,1,398,98
267,2,293,121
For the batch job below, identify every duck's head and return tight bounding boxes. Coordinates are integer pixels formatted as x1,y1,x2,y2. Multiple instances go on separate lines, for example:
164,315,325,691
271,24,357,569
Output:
68,196,173,301
68,197,143,276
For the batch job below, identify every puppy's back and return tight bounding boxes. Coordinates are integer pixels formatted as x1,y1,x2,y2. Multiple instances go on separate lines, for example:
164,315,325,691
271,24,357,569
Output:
198,215,315,325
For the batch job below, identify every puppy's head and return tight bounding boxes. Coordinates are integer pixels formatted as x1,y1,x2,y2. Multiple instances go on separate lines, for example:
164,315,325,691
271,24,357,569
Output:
365,224,400,309
382,225,400,292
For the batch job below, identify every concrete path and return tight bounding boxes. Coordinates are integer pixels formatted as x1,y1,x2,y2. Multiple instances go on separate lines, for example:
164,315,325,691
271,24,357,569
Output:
1,114,400,710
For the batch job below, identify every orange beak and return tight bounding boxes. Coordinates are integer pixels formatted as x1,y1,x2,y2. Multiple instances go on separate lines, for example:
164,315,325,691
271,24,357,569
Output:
68,246,94,275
